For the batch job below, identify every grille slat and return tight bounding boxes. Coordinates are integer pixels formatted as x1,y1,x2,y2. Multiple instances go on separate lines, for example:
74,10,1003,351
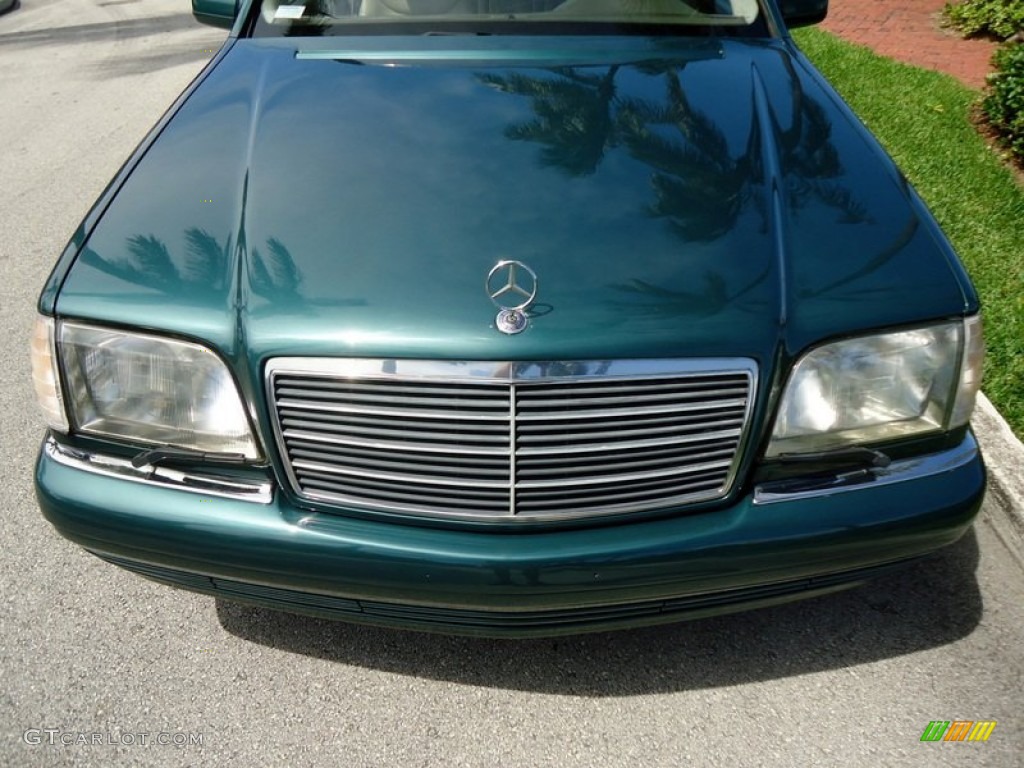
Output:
514,399,748,421
280,429,509,456
277,400,509,422
516,430,741,454
518,446,737,476
517,485,726,513
300,475,509,513
516,459,734,490
291,449,507,480
276,378,509,399
292,459,509,489
517,474,727,511
513,377,746,395
280,421,510,447
277,388,509,411
517,389,749,409
516,411,745,433
289,439,508,468
270,359,755,521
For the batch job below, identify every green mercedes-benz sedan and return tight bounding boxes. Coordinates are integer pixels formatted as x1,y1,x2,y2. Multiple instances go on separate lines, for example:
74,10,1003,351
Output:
32,0,986,637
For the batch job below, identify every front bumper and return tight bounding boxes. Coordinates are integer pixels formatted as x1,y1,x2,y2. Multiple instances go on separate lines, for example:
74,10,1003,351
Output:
36,434,985,637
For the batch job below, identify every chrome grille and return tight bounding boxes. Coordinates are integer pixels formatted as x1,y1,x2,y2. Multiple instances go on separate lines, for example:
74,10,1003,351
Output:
268,359,756,521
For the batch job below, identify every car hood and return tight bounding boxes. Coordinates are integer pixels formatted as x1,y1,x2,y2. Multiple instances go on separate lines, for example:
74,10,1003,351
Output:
57,35,971,366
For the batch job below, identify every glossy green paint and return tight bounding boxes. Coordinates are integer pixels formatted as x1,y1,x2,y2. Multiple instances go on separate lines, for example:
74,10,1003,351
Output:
36,433,983,635
54,35,974,367
192,0,238,29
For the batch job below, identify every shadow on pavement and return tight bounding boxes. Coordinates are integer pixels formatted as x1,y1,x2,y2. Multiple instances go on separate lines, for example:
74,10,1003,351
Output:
216,528,982,696
0,13,224,75
0,14,198,45
91,42,222,77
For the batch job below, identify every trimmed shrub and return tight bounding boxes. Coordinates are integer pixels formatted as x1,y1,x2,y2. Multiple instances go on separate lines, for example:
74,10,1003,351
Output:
944,0,1024,40
984,43,1024,163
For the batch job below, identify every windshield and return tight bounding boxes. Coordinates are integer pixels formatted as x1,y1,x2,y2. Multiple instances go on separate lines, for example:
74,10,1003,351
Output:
253,0,765,36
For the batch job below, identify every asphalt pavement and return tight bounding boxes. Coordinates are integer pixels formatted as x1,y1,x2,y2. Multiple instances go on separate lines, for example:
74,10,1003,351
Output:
1,3,1023,767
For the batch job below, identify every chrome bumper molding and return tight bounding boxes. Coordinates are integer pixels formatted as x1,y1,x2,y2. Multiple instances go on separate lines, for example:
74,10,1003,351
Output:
753,433,980,505
44,438,274,504
43,431,977,513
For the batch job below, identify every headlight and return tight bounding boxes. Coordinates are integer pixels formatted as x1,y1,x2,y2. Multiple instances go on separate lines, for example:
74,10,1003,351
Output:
766,317,983,457
56,321,260,459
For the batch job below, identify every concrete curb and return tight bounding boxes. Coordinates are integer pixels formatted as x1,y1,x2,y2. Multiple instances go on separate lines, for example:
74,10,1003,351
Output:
972,393,1024,539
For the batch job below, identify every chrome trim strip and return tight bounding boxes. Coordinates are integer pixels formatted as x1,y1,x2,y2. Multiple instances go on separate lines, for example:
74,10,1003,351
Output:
284,430,509,456
44,438,274,504
516,428,742,455
299,483,728,521
516,458,734,490
520,390,749,408
516,399,749,420
267,357,757,383
508,382,518,516
277,397,747,421
291,459,508,489
277,400,510,421
752,434,980,505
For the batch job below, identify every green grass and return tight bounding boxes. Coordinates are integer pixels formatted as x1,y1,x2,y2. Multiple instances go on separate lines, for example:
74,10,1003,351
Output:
793,27,1024,439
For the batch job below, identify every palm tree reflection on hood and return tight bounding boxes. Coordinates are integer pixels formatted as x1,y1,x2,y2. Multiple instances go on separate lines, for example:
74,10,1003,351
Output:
482,60,868,241
481,59,881,315
479,66,621,177
181,227,230,292
251,237,302,299
616,67,750,241
78,227,303,302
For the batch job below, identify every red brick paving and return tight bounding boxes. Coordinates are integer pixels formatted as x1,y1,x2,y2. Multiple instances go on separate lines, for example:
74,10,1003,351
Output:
820,0,999,89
